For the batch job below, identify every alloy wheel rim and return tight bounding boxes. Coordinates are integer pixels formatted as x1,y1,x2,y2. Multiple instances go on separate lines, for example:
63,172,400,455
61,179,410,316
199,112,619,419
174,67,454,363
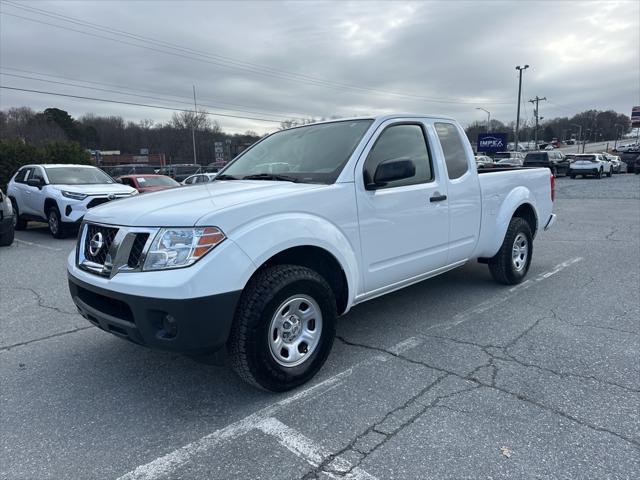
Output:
511,233,528,272
49,213,58,234
268,294,323,367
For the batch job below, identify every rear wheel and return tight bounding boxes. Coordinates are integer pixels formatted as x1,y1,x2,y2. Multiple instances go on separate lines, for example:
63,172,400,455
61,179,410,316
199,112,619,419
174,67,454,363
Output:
47,206,66,239
228,265,337,391
488,217,533,285
10,199,27,230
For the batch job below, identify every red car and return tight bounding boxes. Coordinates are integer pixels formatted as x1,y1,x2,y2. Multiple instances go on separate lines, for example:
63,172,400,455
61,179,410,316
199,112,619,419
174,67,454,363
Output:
117,174,180,193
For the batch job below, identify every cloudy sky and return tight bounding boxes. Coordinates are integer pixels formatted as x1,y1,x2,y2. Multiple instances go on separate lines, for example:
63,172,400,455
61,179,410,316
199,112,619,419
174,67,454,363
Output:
1,0,638,134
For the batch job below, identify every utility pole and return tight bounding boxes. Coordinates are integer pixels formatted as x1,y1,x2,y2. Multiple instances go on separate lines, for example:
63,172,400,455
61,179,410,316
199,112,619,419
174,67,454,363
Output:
514,65,529,152
192,85,198,165
528,96,546,147
571,123,582,153
476,107,491,133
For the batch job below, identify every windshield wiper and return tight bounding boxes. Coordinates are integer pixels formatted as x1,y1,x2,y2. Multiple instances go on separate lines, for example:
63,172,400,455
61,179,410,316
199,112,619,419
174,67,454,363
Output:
241,173,299,183
215,174,241,180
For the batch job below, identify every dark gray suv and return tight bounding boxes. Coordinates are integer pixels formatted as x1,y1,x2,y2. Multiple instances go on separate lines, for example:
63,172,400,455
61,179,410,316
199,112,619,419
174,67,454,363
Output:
524,151,570,176
0,189,15,246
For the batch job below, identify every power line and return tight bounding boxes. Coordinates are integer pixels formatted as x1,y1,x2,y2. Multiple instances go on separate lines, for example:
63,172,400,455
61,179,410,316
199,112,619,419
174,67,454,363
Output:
0,71,302,121
0,86,284,124
0,2,514,106
0,66,308,118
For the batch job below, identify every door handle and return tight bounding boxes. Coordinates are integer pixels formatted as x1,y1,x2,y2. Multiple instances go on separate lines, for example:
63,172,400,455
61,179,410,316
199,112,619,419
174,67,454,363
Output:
430,194,447,203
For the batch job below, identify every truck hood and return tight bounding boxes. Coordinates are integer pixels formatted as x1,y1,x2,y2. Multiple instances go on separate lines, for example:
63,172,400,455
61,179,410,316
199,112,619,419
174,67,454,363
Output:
83,180,325,227
53,184,137,196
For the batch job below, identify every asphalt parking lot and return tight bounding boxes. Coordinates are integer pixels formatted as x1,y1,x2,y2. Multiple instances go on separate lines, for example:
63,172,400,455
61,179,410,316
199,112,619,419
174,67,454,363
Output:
1,174,639,480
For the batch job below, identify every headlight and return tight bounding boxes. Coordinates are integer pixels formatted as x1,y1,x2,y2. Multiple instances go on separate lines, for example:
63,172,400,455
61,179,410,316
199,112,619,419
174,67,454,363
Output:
143,227,225,271
62,191,88,200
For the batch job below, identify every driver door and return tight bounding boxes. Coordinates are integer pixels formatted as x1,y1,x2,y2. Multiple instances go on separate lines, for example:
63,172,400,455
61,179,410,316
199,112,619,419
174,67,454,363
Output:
355,120,450,294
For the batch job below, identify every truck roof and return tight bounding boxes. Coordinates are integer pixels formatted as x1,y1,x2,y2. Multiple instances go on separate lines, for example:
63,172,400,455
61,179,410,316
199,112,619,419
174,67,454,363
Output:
304,113,456,127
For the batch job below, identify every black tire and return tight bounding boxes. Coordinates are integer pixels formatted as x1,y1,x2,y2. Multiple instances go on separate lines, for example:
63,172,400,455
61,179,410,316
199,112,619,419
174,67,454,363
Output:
10,199,27,230
228,264,337,392
47,206,66,239
595,169,602,179
0,223,14,246
488,217,533,285
570,173,576,179
606,168,612,178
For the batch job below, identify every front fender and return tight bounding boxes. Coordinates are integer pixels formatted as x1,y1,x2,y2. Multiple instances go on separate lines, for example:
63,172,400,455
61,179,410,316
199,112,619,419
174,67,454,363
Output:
228,213,360,309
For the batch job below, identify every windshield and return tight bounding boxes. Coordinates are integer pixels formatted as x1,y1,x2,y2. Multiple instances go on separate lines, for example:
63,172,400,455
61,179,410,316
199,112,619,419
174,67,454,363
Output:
497,159,516,164
45,166,114,184
221,119,373,184
136,176,179,187
492,152,512,159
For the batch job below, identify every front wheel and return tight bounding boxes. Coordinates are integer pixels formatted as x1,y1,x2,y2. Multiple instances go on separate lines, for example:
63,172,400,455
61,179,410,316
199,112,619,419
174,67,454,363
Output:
488,217,533,285
596,169,602,179
47,206,66,239
228,265,337,391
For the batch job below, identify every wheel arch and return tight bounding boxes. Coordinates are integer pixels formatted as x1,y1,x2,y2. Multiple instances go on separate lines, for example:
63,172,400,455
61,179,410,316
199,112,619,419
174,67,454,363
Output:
230,213,360,314
247,245,350,315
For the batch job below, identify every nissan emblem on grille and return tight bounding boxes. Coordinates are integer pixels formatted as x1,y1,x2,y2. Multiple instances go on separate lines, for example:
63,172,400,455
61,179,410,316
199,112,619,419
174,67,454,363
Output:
89,232,104,256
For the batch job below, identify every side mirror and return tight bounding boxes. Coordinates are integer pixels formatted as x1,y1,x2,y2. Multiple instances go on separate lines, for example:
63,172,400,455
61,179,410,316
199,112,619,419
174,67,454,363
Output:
366,158,416,190
116,178,123,183
26,178,44,189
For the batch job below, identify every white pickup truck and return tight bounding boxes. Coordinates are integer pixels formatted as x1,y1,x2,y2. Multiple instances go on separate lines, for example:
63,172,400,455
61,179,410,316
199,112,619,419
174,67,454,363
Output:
67,115,556,391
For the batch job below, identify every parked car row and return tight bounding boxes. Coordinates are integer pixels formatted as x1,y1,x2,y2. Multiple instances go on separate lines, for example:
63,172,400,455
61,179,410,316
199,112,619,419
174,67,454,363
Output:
475,149,633,177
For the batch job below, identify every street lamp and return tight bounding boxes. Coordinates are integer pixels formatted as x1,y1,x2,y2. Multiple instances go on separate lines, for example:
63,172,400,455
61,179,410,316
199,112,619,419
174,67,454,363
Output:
514,65,529,152
476,107,491,133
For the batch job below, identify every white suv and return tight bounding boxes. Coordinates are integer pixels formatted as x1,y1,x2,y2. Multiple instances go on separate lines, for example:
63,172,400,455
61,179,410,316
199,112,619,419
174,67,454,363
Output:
7,164,137,238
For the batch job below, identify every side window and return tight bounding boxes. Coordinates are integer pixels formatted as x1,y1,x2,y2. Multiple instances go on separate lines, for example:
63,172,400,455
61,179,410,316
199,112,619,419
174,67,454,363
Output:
435,123,469,180
31,167,45,182
121,178,134,187
363,124,432,189
14,168,32,183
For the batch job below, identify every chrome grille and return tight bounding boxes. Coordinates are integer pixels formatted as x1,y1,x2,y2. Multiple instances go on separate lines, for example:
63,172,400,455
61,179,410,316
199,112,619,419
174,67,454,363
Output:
84,224,118,265
77,223,157,278
127,233,150,268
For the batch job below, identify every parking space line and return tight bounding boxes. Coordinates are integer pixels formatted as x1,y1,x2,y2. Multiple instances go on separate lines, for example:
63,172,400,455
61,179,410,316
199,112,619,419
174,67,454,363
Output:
116,334,427,480
257,417,378,479
115,259,583,480
427,257,583,333
13,238,64,252
116,368,354,480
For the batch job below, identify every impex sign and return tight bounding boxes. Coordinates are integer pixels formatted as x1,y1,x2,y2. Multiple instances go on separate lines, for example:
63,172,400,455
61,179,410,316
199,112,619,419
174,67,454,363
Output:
477,133,508,153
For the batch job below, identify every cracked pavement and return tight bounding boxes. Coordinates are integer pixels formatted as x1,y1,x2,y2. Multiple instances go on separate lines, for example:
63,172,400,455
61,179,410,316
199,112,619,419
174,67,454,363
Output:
1,174,639,479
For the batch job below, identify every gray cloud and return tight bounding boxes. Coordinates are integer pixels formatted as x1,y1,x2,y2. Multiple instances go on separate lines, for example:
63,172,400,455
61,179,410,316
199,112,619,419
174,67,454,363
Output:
0,0,638,135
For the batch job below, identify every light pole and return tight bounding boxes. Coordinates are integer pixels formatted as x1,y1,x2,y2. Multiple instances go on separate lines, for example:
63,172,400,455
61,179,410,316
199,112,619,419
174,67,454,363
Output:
571,123,582,153
614,123,621,150
514,65,529,152
476,107,491,133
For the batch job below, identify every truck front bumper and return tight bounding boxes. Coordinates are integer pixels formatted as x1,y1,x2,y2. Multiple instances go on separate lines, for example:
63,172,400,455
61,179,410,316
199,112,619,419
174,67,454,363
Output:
68,274,241,354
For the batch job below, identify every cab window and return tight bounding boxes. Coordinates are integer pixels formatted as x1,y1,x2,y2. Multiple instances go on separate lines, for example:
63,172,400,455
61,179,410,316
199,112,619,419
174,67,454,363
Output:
363,124,433,189
435,123,469,180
